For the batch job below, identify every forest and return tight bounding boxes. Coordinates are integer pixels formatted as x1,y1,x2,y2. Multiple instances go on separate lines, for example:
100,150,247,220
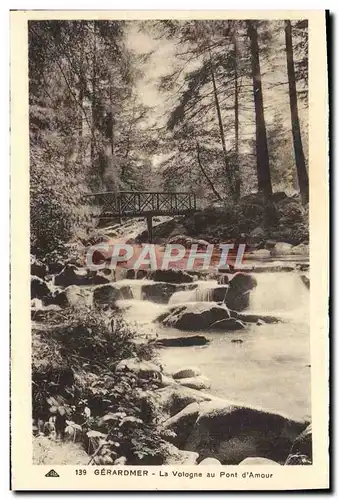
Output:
30,19,311,467
29,19,309,259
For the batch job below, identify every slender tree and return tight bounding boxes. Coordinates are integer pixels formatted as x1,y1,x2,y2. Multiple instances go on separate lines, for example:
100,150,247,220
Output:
246,20,273,200
285,20,309,204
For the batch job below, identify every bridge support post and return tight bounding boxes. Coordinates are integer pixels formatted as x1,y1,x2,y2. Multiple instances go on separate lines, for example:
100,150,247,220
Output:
146,215,153,243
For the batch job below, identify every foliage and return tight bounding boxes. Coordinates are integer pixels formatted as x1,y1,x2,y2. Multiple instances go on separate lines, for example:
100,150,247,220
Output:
32,307,170,465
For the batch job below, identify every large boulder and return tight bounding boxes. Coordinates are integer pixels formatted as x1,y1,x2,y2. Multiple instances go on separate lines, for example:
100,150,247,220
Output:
285,423,312,465
93,283,132,308
174,401,308,464
142,283,186,304
163,403,201,447
147,269,194,284
153,386,213,418
225,273,257,312
31,276,53,302
30,256,48,279
162,303,230,331
155,335,209,347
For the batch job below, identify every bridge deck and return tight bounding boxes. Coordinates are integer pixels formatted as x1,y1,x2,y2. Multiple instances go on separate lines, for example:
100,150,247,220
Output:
84,191,197,218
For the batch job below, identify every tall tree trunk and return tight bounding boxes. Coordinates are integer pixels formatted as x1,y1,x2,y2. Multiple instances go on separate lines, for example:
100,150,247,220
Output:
209,49,234,198
247,21,272,200
91,21,97,169
233,31,241,200
285,20,309,205
196,141,222,200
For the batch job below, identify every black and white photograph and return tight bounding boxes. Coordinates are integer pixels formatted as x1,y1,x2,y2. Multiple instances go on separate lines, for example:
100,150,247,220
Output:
10,9,329,491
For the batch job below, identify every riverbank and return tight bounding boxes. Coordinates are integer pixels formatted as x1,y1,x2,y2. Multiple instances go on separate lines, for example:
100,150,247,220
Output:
31,239,312,466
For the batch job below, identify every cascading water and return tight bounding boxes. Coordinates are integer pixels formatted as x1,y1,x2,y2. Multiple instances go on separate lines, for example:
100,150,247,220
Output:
169,280,219,304
249,272,309,319
114,279,155,300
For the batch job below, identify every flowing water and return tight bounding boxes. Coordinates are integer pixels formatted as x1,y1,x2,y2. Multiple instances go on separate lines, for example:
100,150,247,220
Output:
118,267,310,422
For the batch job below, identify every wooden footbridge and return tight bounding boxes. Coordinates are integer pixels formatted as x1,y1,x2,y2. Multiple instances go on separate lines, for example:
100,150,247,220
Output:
84,191,197,241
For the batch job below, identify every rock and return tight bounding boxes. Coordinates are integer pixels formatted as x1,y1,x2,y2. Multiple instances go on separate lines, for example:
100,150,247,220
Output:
291,243,309,256
210,318,247,331
126,269,135,279
226,273,257,313
148,269,194,284
31,256,48,279
265,240,278,250
210,286,229,302
199,457,222,466
173,367,202,380
238,457,281,465
55,264,111,287
54,264,88,286
289,423,312,462
47,285,93,309
31,298,43,309
270,242,293,257
300,275,310,289
177,375,211,391
285,454,312,465
31,304,62,321
153,386,213,418
162,303,230,331
155,335,209,347
93,283,132,308
217,274,229,285
159,375,177,387
142,283,180,304
248,249,271,260
236,313,280,324
136,269,148,279
163,403,201,447
31,276,53,301
115,358,162,381
183,401,307,464
48,260,65,275
163,444,199,465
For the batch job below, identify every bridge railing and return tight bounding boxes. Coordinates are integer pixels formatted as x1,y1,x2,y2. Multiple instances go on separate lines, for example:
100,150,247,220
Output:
84,191,197,217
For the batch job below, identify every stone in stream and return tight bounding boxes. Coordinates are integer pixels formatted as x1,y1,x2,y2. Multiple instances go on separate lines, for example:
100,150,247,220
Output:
210,318,247,331
93,283,133,308
236,313,280,324
147,269,194,284
177,375,211,391
225,272,257,312
165,400,308,464
152,386,213,418
173,367,202,380
300,274,310,289
162,303,230,331
142,282,197,304
155,335,209,348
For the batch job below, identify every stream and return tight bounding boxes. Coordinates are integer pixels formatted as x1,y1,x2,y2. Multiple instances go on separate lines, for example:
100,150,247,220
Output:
115,264,310,423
